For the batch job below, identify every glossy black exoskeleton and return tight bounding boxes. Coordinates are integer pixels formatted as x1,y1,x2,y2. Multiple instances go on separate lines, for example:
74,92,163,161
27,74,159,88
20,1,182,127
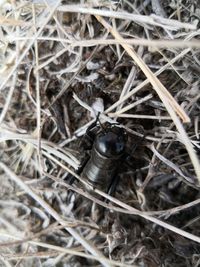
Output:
81,125,127,193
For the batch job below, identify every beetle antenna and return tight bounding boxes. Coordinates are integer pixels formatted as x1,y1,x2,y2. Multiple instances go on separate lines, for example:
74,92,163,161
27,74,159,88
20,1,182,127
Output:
96,112,106,132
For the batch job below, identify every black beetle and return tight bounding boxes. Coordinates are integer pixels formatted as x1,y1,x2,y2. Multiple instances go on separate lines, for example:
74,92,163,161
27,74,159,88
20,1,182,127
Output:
81,125,127,193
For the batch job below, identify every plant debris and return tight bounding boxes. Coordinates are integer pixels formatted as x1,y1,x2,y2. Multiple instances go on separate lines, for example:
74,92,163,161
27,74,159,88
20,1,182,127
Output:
0,0,200,266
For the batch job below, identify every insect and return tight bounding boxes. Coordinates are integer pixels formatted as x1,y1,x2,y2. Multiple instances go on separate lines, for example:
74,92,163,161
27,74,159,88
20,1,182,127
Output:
67,121,128,195
81,125,127,194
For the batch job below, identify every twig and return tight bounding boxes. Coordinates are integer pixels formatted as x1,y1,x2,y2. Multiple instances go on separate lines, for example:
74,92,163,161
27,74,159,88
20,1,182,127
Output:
108,114,171,120
6,36,200,49
57,5,196,30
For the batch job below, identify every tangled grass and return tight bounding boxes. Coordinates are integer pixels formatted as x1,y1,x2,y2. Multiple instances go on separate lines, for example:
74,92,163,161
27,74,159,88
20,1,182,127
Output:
0,0,200,266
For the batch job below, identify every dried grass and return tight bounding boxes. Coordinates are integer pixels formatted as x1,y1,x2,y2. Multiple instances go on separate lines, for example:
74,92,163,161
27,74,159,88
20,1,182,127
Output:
0,0,200,266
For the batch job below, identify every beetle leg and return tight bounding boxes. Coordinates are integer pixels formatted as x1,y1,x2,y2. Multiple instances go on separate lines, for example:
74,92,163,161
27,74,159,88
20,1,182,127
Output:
81,113,101,150
107,174,120,197
66,156,90,185
86,112,100,134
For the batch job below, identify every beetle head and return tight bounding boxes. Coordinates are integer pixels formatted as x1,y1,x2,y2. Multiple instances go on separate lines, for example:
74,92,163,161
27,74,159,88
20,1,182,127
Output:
95,126,127,157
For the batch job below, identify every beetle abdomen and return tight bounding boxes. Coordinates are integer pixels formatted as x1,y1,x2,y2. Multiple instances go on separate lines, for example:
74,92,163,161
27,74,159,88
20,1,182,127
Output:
82,148,120,191
82,126,127,192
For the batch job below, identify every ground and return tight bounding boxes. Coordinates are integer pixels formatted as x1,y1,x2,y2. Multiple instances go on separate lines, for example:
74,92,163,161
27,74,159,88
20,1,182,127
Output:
0,1,200,266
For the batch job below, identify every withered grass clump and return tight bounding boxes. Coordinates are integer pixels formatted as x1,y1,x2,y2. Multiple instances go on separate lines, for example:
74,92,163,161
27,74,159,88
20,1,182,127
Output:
0,1,200,266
